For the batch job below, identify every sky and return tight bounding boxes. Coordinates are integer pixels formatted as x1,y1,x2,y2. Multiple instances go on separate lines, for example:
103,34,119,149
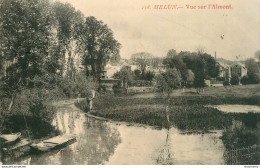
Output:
58,0,260,60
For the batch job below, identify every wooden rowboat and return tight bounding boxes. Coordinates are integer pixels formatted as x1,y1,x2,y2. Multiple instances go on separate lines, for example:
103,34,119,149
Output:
2,138,32,161
0,132,21,145
30,134,76,152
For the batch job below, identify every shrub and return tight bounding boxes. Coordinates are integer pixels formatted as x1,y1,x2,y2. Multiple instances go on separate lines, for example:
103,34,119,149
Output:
143,71,155,81
75,99,90,112
231,74,240,85
129,80,152,87
59,73,98,98
216,77,225,81
221,125,260,149
0,88,58,138
223,80,230,86
241,76,249,85
112,84,127,95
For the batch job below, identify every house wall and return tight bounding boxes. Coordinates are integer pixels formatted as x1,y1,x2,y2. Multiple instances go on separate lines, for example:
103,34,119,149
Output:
231,65,247,77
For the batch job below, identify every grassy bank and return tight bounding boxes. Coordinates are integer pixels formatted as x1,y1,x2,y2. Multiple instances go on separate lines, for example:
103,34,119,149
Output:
76,85,260,130
76,96,233,129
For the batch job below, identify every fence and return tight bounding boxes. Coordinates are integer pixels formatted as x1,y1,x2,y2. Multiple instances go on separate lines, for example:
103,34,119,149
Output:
224,145,260,165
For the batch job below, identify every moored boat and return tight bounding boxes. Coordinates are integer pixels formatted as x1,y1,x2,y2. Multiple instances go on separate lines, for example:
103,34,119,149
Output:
2,138,32,162
30,134,76,152
0,132,21,145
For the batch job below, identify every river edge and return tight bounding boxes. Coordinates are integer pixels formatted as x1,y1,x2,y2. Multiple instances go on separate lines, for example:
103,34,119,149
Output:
3,99,259,165
75,99,224,135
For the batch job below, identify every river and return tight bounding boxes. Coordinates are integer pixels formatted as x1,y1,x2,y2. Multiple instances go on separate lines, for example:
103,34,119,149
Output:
9,99,226,165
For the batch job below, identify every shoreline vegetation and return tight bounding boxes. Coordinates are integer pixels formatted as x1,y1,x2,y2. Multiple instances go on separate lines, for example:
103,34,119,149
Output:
0,74,97,140
76,84,260,149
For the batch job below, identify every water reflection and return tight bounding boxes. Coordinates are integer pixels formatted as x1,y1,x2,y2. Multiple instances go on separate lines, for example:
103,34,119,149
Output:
157,129,174,164
106,126,225,165
15,100,122,165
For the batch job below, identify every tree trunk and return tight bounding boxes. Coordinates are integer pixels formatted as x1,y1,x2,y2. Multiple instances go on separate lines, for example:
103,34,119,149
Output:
3,60,6,77
91,57,96,78
8,77,22,112
66,49,72,78
165,94,170,128
8,93,16,112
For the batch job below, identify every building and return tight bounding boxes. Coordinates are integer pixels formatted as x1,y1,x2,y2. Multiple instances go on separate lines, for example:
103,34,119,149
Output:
230,62,247,78
216,62,229,78
216,61,247,82
103,63,121,78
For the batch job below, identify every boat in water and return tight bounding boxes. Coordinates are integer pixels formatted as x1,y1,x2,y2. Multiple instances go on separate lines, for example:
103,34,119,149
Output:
30,134,76,152
0,132,21,145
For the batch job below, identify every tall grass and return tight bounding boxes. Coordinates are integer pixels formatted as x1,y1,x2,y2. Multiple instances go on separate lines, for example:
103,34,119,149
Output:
221,125,260,149
77,95,233,130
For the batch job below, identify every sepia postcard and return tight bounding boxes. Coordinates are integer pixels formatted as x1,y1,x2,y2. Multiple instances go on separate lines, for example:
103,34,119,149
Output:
0,0,259,166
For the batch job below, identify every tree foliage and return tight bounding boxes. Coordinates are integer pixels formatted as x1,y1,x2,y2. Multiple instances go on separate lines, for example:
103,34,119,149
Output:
0,0,117,114
74,16,121,79
157,68,182,98
186,69,195,86
119,66,132,88
51,2,84,77
0,0,53,95
163,50,219,89
131,52,153,75
244,58,260,84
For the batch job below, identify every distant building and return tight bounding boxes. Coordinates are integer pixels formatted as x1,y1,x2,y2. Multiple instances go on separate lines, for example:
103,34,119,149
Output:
230,62,247,78
158,64,166,73
104,63,121,78
216,62,228,78
99,68,120,91
216,61,247,82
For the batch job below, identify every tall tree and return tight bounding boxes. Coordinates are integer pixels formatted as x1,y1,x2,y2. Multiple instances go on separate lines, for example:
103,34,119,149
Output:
157,68,182,99
200,53,219,78
131,52,153,75
52,2,84,78
0,0,53,111
245,58,260,84
163,49,188,82
166,49,177,58
119,65,132,88
74,16,121,79
157,68,182,127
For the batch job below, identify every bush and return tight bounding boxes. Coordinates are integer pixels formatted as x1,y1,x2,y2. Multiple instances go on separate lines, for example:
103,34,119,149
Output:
143,71,155,81
59,74,97,98
223,80,230,86
231,74,240,85
112,84,127,95
241,76,249,85
221,125,260,149
216,77,225,81
129,80,153,87
75,99,90,112
0,89,58,138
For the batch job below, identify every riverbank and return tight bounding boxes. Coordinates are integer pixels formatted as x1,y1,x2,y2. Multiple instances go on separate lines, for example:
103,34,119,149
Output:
4,99,227,165
76,85,260,130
